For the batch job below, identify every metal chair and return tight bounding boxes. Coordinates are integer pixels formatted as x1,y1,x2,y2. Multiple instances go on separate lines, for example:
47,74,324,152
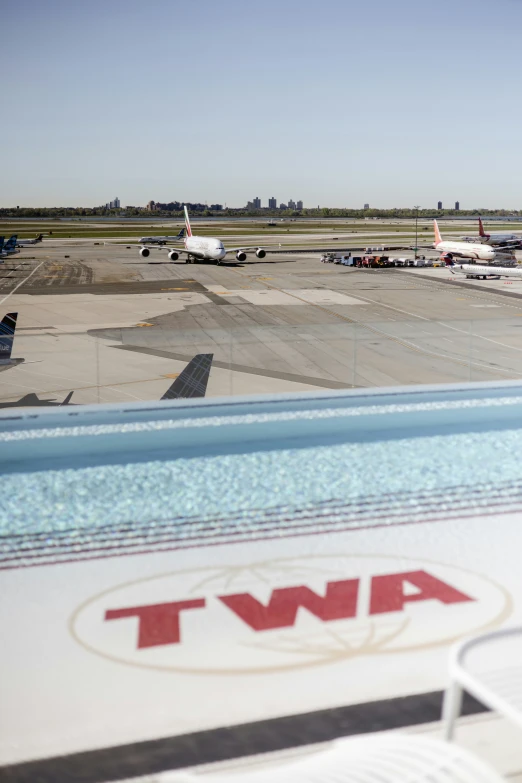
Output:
443,626,522,741
161,733,504,782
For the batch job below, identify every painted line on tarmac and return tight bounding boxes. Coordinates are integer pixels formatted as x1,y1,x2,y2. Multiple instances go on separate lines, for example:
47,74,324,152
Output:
0,261,44,306
348,277,522,357
229,267,511,378
295,271,522,375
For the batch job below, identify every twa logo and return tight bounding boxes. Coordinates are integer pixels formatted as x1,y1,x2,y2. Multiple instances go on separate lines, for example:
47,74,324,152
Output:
71,555,511,674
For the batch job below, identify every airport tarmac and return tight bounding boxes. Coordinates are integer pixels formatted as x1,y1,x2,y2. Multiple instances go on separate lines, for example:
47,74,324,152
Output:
2,242,522,406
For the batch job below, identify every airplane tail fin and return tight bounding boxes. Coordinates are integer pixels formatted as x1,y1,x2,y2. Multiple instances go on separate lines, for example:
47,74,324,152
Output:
183,206,192,238
0,312,17,361
177,228,185,239
0,237,4,252
61,391,74,405
36,233,44,242
434,220,442,245
4,236,17,250
478,218,486,237
161,353,213,400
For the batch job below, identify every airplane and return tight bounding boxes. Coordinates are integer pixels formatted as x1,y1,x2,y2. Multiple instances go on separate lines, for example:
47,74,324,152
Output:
460,218,522,248
15,233,44,247
138,207,267,264
0,354,213,408
0,313,24,372
446,260,522,280
0,236,20,258
138,228,185,245
427,220,509,262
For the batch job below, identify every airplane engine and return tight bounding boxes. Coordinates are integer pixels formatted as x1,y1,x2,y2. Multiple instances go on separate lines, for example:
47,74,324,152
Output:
168,251,179,261
236,251,247,262
256,248,266,258
139,247,150,258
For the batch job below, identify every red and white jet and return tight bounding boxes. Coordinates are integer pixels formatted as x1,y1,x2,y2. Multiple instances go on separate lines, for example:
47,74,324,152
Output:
461,218,522,248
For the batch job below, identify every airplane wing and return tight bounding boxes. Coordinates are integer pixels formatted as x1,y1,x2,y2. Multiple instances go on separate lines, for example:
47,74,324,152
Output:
227,246,266,253
116,243,189,257
140,244,188,253
105,241,186,250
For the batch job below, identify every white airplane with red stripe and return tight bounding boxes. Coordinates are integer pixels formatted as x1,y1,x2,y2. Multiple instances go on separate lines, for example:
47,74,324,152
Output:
138,206,267,265
432,220,497,261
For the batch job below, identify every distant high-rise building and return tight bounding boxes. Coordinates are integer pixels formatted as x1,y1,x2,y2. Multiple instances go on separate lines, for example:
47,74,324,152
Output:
114,197,120,209
437,201,442,210
455,201,460,211
288,199,296,210
146,200,155,211
252,196,261,209
210,204,222,211
280,203,288,210
364,203,370,210
268,197,277,209
296,200,303,210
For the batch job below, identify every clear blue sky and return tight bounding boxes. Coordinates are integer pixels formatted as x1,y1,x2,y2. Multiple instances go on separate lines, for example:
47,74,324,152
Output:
3,0,522,209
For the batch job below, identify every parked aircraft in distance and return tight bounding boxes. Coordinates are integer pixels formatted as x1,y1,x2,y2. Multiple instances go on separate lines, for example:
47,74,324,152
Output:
461,218,522,247
15,233,44,247
446,260,522,280
477,218,521,247
138,228,185,245
0,313,24,372
428,220,512,262
0,236,20,258
138,207,267,264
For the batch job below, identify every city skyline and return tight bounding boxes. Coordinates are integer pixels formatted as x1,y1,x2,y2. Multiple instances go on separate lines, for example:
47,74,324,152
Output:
246,197,304,210
3,0,522,208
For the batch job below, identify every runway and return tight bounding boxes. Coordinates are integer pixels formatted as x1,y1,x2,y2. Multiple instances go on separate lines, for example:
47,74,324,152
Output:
2,242,522,406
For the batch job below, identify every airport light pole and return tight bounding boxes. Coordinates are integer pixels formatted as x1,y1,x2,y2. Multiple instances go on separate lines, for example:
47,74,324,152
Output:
414,205,420,260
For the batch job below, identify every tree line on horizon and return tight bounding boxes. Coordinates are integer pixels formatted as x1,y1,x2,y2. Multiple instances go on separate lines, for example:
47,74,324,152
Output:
1,206,521,219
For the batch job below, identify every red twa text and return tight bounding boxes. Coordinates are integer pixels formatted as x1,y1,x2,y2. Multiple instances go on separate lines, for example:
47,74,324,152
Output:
105,569,473,650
